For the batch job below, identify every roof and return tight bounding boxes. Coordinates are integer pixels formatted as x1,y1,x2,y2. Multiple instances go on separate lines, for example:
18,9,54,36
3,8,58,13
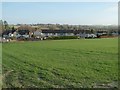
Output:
2,30,16,35
42,30,74,33
18,30,29,35
42,30,92,34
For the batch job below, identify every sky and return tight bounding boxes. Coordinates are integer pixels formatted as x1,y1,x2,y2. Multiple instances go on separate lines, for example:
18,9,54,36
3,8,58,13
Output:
1,0,119,2
1,2,118,25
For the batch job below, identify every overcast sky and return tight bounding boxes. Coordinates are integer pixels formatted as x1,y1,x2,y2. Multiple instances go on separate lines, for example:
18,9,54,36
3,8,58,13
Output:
1,2,118,25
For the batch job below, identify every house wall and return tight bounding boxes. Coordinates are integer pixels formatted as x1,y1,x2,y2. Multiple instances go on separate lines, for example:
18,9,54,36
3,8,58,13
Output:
43,33,74,37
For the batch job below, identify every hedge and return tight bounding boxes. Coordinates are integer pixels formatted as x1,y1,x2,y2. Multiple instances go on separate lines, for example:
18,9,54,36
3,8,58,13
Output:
47,36,79,40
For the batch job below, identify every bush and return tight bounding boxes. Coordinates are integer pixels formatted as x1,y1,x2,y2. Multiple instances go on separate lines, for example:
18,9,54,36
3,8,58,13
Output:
47,36,79,40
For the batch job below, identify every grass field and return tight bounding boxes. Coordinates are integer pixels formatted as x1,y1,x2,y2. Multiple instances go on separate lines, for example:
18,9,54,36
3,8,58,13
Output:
2,38,118,88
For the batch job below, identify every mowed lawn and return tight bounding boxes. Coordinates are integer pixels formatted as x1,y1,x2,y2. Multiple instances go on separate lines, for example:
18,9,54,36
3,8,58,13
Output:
2,38,118,88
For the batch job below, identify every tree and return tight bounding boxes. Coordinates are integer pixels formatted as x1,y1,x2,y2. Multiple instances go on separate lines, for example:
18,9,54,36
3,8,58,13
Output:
4,20,9,30
12,26,15,30
91,29,95,34
0,20,3,35
48,24,57,30
18,25,33,31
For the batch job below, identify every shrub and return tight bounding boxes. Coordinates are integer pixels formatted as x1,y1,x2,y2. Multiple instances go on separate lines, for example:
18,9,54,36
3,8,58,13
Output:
47,36,79,40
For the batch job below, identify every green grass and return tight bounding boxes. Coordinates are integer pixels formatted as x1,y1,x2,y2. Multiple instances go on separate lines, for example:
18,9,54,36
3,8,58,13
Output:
2,38,118,88
0,43,2,89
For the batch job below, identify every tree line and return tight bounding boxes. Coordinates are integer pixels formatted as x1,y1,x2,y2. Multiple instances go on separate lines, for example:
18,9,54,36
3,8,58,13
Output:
0,20,118,35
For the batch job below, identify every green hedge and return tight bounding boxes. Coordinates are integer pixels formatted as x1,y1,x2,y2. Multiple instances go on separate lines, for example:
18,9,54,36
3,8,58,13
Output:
47,36,79,40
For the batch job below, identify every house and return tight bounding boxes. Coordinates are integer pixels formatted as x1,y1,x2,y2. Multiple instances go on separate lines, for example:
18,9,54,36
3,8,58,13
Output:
34,30,42,38
41,30,74,37
8,30,17,38
2,30,10,39
16,30,30,40
85,34,97,38
74,30,97,38
111,31,118,36
33,30,45,40
2,30,16,39
41,29,97,38
1,29,99,41
96,31,107,36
